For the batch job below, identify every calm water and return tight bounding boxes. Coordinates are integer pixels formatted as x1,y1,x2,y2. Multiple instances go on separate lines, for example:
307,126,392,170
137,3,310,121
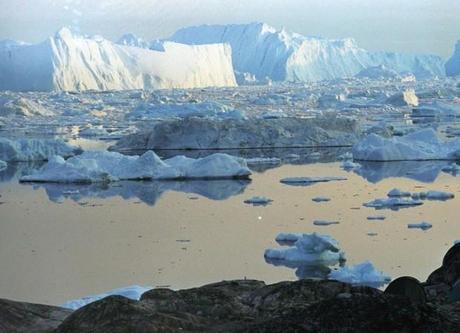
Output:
0,155,459,306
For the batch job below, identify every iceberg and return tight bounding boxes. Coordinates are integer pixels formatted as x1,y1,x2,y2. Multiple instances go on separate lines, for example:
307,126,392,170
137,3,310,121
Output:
0,27,237,91
280,176,347,186
170,22,445,82
329,261,391,288
363,197,423,210
387,188,411,198
446,40,460,77
408,222,432,230
20,150,251,183
0,96,53,117
0,138,80,162
243,196,273,206
352,128,460,161
264,232,345,264
0,159,6,170
62,285,152,310
111,116,360,151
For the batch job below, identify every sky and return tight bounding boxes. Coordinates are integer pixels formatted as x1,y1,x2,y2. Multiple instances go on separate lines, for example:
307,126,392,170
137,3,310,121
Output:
0,0,459,58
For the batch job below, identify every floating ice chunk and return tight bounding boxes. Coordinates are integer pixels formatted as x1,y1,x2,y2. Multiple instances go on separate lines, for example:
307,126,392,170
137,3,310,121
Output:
0,159,6,170
338,152,353,161
79,125,109,137
280,176,347,186
387,188,411,198
408,222,432,230
341,160,360,170
313,220,340,226
442,163,460,174
312,197,331,203
367,215,386,221
424,190,455,200
244,196,273,206
352,128,460,161
61,285,152,310
0,97,54,117
329,261,391,287
20,151,251,183
265,232,345,264
364,197,423,210
0,138,80,162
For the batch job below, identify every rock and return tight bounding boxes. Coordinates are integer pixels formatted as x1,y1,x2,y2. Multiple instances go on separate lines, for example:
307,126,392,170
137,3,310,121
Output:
427,244,460,287
0,298,71,332
384,276,426,304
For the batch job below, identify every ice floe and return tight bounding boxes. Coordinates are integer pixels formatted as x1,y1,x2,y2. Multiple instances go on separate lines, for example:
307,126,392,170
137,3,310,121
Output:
264,232,345,264
387,188,411,198
312,197,331,203
329,261,391,288
313,220,340,226
20,151,251,183
244,196,273,206
353,128,460,161
363,198,423,210
407,222,433,230
62,285,152,310
0,138,81,162
280,176,347,186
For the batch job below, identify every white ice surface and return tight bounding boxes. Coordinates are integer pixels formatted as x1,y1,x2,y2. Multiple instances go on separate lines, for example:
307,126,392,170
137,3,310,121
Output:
20,151,251,183
353,128,460,161
329,261,391,287
265,232,345,264
0,27,237,91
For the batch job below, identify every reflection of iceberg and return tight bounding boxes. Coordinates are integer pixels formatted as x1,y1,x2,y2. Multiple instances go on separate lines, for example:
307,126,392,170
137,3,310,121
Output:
27,179,250,205
353,160,448,183
0,161,45,183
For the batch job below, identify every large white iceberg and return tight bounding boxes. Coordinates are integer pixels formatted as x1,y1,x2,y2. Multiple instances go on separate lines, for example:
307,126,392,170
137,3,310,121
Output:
0,138,80,162
264,232,345,264
170,22,444,82
352,128,460,161
0,27,237,91
329,261,391,287
20,150,251,183
62,285,152,310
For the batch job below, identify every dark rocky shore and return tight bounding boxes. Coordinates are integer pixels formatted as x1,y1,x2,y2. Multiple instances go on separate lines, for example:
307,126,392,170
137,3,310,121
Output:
2,244,460,333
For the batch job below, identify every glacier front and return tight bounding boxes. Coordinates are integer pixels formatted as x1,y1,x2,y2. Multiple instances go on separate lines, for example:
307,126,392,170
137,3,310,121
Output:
0,28,237,92
170,22,445,82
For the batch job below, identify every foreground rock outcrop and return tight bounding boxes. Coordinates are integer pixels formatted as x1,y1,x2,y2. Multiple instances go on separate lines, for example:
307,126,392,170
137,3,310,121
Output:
2,244,460,332
111,115,361,152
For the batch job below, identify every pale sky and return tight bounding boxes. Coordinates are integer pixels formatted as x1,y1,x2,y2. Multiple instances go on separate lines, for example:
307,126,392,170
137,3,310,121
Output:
0,0,459,58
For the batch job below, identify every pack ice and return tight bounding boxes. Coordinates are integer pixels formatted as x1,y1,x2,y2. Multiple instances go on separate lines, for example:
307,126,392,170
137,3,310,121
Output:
264,233,345,264
0,138,80,162
20,150,252,183
0,28,236,91
353,128,460,161
170,22,445,82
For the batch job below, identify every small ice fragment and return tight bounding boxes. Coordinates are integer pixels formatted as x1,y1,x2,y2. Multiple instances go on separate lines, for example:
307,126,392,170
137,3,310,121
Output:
367,216,386,221
364,197,423,210
312,197,331,203
367,232,378,236
244,196,273,206
408,222,432,230
341,161,360,170
245,157,281,165
280,176,347,186
313,220,340,226
424,191,454,201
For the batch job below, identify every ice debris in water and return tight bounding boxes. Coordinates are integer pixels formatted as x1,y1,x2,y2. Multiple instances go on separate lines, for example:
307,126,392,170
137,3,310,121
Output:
387,189,454,201
245,157,281,165
367,216,386,221
364,198,423,210
352,128,460,161
312,197,331,203
20,150,251,183
341,160,360,170
61,285,152,310
244,196,273,206
442,163,460,174
0,137,81,162
280,176,347,186
329,261,391,288
408,222,433,230
265,232,345,264
313,220,340,226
